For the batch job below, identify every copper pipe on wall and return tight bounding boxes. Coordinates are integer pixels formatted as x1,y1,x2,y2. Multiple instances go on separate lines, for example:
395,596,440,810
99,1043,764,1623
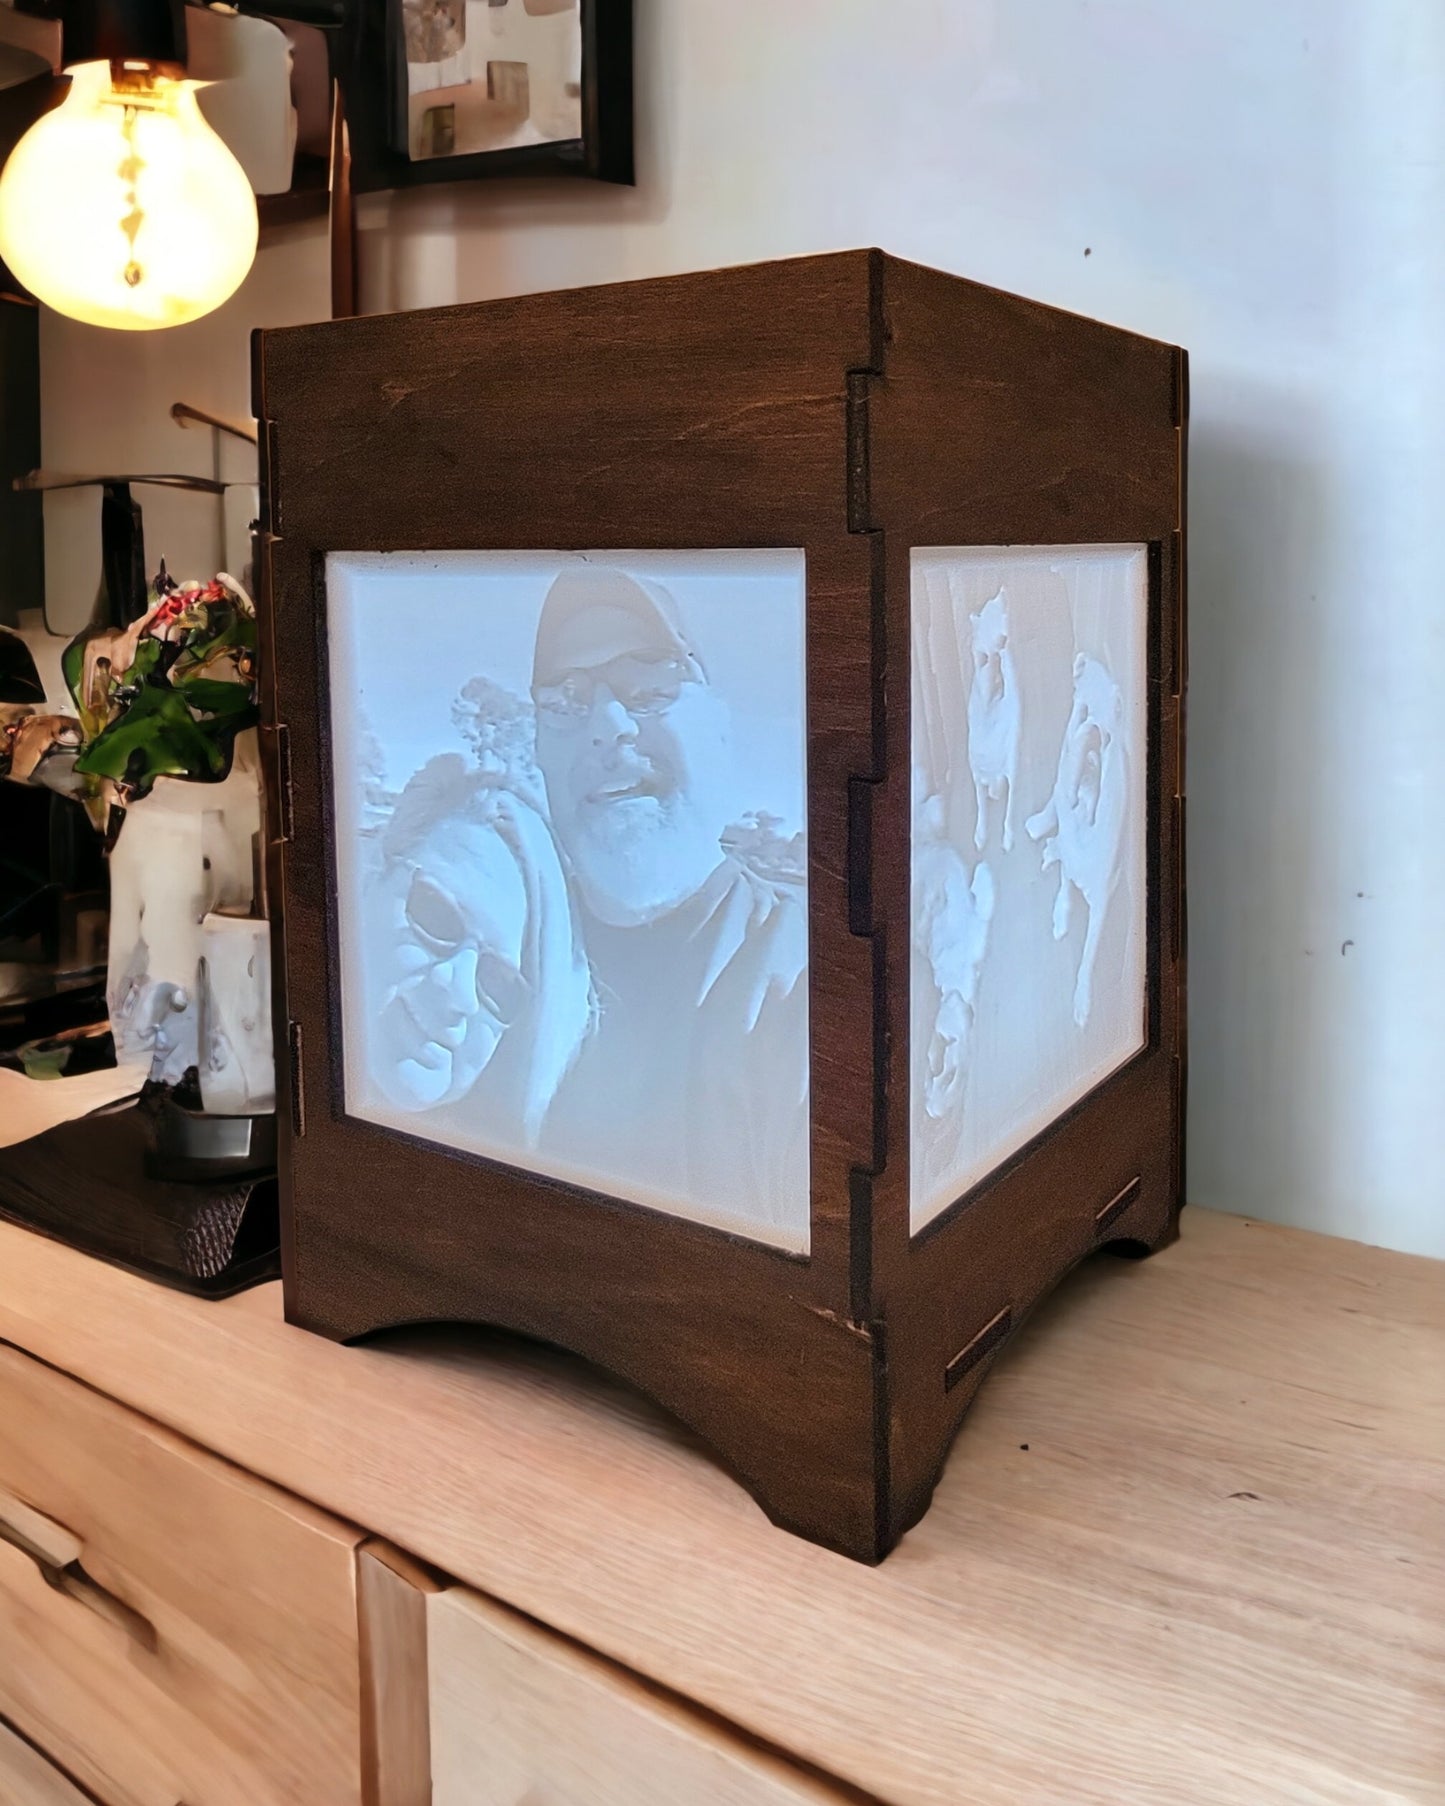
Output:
13,471,233,495
170,402,259,448
329,76,358,321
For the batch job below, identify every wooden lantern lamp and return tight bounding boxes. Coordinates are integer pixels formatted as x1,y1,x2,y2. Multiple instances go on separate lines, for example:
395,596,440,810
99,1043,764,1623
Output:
254,250,1186,1562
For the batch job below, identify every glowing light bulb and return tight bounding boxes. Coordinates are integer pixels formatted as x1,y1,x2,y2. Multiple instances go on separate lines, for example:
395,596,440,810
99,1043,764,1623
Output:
0,60,258,331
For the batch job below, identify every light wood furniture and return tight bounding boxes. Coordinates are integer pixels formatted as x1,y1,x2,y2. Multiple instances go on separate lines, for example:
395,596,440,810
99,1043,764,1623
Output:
428,1588,847,1806
0,1344,387,1805
0,1207,1439,1805
0,1719,94,1806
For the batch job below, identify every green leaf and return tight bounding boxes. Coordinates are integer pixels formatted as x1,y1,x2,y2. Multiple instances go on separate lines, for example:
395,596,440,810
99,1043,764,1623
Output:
172,676,255,716
173,607,255,675
124,637,165,683
76,686,218,785
60,634,85,707
74,673,259,801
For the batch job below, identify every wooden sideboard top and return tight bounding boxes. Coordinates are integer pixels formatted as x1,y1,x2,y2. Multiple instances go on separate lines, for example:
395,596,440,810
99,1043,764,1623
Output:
0,1207,1439,1806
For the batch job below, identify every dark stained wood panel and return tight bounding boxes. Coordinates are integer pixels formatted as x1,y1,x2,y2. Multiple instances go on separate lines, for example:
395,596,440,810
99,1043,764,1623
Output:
256,249,1185,1560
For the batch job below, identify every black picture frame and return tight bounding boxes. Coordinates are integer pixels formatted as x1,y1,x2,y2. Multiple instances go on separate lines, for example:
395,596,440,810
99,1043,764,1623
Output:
343,0,632,195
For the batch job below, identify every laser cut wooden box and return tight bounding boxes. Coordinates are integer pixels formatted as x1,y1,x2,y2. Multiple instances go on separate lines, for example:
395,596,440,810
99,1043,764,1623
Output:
253,250,1186,1563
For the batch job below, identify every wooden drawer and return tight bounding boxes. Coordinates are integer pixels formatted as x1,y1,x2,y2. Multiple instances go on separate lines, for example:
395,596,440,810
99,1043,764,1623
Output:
0,1718,94,1806
428,1585,848,1806
0,1343,423,1806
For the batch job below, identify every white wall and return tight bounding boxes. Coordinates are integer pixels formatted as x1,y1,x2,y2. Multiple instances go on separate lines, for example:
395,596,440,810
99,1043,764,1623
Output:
38,0,1445,1256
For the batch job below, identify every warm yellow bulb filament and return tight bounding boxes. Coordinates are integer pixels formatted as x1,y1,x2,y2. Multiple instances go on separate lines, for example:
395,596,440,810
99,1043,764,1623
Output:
0,61,258,331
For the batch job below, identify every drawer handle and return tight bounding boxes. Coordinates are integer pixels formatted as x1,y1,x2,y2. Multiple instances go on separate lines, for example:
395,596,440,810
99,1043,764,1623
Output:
0,1496,157,1654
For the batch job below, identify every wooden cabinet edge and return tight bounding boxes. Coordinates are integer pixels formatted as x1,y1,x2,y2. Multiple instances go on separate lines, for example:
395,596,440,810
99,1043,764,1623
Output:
0,1343,384,1806
0,1717,96,1806
426,1584,862,1806
358,1539,440,1806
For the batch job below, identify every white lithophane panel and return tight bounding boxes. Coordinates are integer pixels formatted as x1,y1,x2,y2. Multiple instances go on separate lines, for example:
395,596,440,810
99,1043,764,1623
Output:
326,551,810,1252
910,545,1148,1234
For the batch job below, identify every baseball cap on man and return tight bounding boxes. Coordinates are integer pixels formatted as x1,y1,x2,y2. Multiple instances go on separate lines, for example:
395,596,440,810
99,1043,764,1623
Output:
531,567,702,690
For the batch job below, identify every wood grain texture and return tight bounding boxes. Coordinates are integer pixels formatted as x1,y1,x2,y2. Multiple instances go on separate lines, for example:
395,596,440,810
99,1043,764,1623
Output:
0,1344,369,1806
0,1719,95,1806
429,1585,851,1805
257,251,885,1557
0,1484,84,1569
254,249,1185,1559
0,1209,1439,1805
867,255,1186,1548
359,1540,439,1806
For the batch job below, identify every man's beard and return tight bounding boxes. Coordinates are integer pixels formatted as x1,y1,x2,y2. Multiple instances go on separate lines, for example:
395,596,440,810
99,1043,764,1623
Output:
565,792,724,926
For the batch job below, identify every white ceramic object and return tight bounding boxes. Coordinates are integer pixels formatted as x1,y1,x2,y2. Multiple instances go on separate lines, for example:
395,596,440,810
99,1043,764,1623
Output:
198,914,274,1115
192,11,300,198
106,734,263,1090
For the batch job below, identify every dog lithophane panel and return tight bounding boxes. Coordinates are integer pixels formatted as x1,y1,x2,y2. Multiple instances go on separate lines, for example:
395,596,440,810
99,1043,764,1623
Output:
910,544,1149,1234
325,549,811,1252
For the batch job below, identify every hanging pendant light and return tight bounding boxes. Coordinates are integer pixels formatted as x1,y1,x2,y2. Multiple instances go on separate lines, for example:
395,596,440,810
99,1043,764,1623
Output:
0,0,258,331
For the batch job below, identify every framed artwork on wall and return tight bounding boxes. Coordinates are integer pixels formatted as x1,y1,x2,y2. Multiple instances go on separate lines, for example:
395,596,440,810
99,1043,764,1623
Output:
344,0,632,193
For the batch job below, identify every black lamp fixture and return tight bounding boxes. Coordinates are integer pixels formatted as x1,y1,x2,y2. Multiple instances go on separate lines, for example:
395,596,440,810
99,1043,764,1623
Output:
61,0,187,71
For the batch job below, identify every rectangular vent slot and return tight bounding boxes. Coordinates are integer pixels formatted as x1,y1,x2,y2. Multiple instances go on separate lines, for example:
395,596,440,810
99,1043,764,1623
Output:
945,1307,1012,1392
1095,1175,1143,1236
